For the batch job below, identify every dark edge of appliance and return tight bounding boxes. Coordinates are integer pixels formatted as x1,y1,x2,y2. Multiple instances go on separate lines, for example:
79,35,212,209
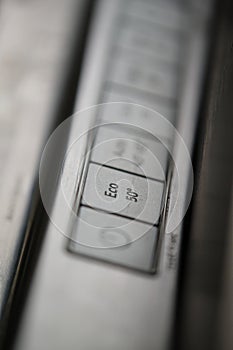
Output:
172,0,233,349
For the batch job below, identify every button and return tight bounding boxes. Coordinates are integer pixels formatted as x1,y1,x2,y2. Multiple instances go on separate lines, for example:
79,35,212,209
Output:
124,0,187,32
115,17,181,63
90,125,168,181
108,50,178,100
102,89,176,122
82,163,164,225
68,207,158,272
100,102,175,140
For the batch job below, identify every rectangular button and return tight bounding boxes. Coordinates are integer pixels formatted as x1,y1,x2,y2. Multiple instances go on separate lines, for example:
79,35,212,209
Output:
124,0,187,31
100,101,175,140
91,125,168,181
115,17,181,63
82,163,164,225
108,50,178,100
102,89,176,121
68,206,158,272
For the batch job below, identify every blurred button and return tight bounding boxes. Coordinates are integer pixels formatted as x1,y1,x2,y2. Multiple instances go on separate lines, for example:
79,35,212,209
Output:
115,17,181,63
69,206,158,271
124,0,187,31
91,125,168,180
100,102,175,140
102,89,176,121
108,50,178,100
82,162,164,225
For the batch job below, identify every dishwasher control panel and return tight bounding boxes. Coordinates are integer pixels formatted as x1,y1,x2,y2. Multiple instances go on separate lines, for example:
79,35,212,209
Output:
40,0,213,273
